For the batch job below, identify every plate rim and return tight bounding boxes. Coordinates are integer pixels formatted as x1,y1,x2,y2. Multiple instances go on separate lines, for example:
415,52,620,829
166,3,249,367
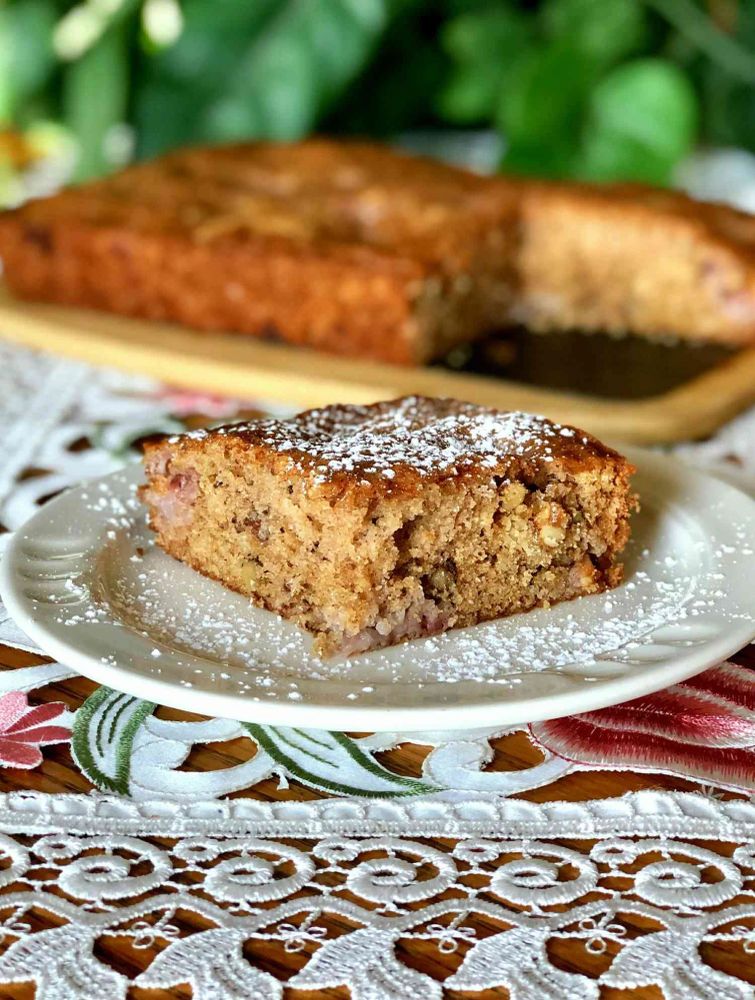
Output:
2,448,754,731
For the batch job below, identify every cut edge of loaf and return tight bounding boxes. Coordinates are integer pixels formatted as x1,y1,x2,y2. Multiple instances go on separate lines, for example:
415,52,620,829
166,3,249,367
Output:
509,179,755,347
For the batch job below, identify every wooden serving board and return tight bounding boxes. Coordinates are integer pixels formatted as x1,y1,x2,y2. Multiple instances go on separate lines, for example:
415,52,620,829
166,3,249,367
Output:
1,284,754,444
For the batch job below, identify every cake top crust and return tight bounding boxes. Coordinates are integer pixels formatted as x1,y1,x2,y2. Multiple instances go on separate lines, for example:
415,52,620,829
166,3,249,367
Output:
8,139,511,269
11,138,755,264
162,396,628,492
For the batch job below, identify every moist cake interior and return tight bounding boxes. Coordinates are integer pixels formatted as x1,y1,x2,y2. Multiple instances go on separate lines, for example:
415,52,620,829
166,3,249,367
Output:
140,398,635,657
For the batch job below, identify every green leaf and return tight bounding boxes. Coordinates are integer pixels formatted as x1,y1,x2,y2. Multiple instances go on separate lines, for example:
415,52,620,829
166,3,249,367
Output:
145,0,279,85
499,41,599,142
439,65,506,123
0,0,56,119
326,3,445,136
646,0,755,86
244,725,435,797
502,140,579,178
63,21,130,179
72,687,156,794
207,29,319,140
542,0,647,67
203,0,388,142
133,80,207,158
696,2,755,152
580,58,698,183
308,0,387,103
442,8,531,64
498,41,600,177
438,8,532,123
133,0,280,155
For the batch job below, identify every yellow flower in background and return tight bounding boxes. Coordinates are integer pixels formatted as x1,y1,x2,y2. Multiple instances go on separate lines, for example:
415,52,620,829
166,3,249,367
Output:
0,122,76,207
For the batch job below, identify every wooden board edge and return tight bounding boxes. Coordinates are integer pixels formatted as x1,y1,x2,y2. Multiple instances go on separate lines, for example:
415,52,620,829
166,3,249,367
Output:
1,289,754,445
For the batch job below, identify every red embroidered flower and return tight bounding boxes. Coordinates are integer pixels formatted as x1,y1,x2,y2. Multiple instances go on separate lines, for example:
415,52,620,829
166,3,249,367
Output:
530,661,755,791
0,692,70,768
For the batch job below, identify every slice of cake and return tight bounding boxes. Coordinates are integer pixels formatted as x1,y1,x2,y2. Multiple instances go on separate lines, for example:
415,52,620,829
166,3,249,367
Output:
140,397,636,658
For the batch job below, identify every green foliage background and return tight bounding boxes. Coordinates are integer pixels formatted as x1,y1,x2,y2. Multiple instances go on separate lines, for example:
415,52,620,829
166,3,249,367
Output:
2,0,755,187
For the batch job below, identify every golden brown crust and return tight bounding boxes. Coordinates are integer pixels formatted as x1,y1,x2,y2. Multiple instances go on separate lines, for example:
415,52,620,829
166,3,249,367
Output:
503,176,755,345
142,396,635,504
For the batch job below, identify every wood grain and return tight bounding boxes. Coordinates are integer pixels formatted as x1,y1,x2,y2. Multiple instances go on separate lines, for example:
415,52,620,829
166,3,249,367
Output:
0,641,751,999
2,286,755,445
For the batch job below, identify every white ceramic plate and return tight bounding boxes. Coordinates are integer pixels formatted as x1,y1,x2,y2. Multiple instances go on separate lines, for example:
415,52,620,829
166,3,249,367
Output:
1,449,754,731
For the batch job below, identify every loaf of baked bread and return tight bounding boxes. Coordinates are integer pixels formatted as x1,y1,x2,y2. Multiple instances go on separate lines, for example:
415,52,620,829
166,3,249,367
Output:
2,138,755,359
140,396,636,657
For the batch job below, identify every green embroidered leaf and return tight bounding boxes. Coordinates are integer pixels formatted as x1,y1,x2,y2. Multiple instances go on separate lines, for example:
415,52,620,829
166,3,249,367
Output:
72,686,156,794
91,417,184,460
243,725,435,798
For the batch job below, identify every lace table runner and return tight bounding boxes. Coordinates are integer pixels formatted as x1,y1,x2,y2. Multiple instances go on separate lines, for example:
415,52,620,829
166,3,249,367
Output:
0,341,753,999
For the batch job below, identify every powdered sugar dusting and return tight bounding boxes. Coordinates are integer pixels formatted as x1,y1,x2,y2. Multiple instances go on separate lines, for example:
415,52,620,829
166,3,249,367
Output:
168,397,600,483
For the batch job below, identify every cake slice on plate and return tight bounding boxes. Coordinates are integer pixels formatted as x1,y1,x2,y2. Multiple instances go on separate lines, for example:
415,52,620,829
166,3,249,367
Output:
140,397,636,657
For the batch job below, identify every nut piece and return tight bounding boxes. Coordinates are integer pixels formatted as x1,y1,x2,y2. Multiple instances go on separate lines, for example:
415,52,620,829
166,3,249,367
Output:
539,523,566,547
238,561,260,589
534,500,568,547
500,482,527,511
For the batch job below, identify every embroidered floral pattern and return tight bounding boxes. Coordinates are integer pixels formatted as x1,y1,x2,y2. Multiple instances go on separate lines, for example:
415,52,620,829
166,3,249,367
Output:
154,387,250,419
530,661,755,790
9,657,755,797
0,692,70,768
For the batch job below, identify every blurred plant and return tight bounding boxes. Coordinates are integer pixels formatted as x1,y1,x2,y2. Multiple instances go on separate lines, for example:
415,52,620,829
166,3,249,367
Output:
0,0,754,200
440,0,700,182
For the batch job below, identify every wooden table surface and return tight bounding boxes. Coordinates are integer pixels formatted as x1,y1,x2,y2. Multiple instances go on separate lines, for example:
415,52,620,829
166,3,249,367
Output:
0,639,753,1000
